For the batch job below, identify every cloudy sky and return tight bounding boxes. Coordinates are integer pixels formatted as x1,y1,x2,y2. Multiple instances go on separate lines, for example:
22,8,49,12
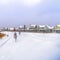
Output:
0,0,60,27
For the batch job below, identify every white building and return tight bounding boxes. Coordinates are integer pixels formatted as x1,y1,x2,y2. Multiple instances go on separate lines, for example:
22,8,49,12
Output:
29,24,37,31
38,25,46,30
46,25,54,33
37,25,54,33
9,27,15,31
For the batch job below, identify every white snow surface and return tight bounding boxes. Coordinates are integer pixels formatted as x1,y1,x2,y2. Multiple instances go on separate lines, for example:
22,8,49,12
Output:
0,32,60,60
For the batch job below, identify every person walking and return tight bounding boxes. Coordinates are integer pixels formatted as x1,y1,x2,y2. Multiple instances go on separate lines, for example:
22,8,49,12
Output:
14,32,17,42
19,31,20,35
19,27,21,35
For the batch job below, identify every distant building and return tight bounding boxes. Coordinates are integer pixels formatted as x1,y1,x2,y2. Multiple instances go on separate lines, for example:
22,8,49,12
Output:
19,25,24,31
9,27,19,31
29,24,37,32
54,25,60,33
37,25,46,32
38,25,45,30
9,27,15,31
45,25,54,33
37,25,54,33
0,24,60,33
19,25,26,31
3,27,9,31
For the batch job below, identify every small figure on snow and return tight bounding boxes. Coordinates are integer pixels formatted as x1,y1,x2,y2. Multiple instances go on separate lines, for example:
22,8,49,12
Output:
19,27,21,35
19,31,20,35
14,32,17,42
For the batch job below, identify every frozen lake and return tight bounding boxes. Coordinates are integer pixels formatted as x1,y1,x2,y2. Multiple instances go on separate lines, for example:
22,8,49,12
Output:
0,32,60,60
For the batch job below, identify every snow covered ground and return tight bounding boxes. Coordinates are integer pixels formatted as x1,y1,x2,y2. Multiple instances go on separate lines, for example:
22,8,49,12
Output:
0,32,60,60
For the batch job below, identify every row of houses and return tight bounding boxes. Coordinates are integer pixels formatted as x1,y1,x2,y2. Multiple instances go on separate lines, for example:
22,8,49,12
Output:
0,25,60,33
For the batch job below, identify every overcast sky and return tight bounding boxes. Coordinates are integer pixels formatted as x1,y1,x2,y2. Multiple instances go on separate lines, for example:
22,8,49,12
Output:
0,0,60,27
